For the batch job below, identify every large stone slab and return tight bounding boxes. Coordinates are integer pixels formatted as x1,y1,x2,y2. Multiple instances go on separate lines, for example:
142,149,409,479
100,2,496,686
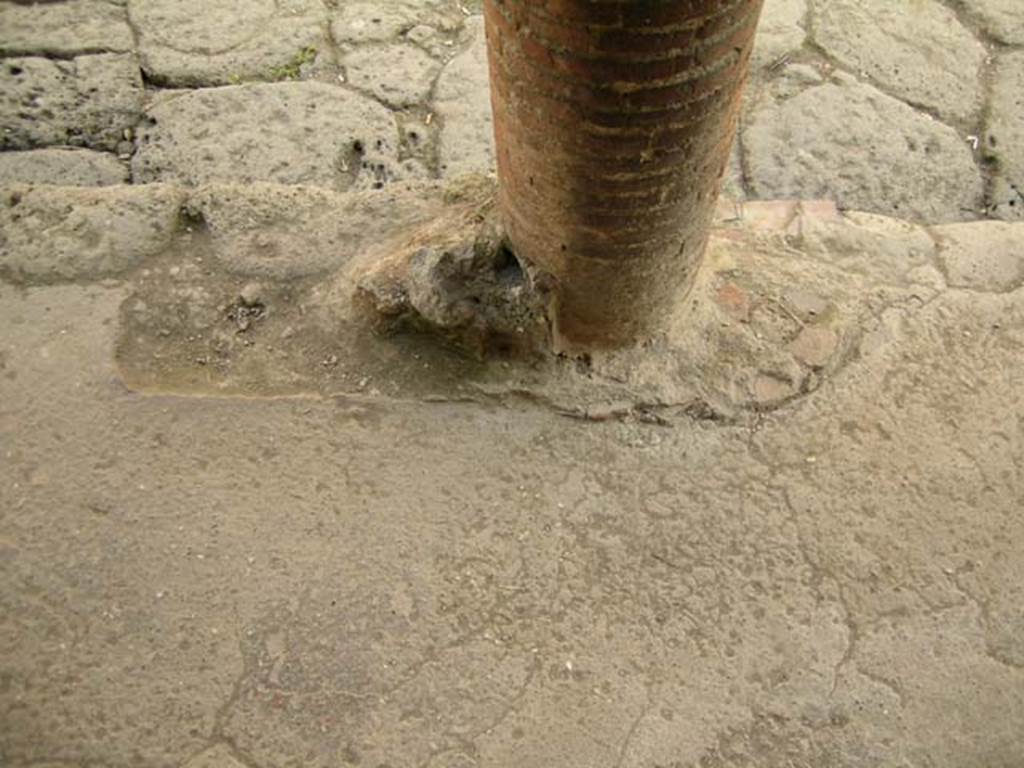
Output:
435,17,493,178
0,0,134,56
330,0,464,47
814,0,986,126
986,51,1024,222
934,221,1024,293
0,54,143,151
342,42,441,108
744,69,984,222
0,148,128,186
963,0,1024,44
132,82,417,190
127,0,327,86
0,184,184,282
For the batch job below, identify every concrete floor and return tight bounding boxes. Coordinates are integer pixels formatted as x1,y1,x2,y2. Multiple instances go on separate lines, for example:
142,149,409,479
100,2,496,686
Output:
2,1,1024,766
2,184,1023,766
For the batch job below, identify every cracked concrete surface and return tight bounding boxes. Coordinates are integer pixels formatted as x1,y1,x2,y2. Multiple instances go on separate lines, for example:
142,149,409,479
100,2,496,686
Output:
1,181,1023,766
2,0,1024,766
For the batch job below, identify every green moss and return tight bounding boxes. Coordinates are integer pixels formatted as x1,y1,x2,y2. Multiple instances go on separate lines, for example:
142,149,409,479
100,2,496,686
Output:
270,46,318,81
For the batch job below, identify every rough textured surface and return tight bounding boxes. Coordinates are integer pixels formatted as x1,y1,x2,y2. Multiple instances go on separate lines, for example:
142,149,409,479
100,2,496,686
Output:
1,1,1013,222
342,42,440,108
132,82,412,190
128,0,328,86
964,0,1024,44
744,69,984,221
0,184,184,282
934,221,1024,292
0,148,128,186
814,0,986,125
749,0,807,71
0,54,143,151
0,0,134,57
435,16,493,178
330,0,464,46
1,182,1023,767
987,51,1024,222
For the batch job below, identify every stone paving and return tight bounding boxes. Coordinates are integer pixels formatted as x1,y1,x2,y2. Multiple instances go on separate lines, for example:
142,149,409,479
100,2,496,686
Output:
1,0,1022,221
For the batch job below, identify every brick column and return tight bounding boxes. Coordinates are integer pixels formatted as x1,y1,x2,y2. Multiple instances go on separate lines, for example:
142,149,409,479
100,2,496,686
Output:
484,0,764,347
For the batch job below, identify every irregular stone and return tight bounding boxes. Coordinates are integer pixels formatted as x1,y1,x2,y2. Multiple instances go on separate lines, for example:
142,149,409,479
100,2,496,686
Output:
744,70,984,222
128,0,327,86
0,184,184,282
963,0,1024,44
0,0,134,56
934,221,1024,293
750,0,807,72
330,0,463,46
435,17,493,178
793,209,941,286
0,54,143,151
356,215,549,358
132,82,409,190
814,0,986,125
186,181,445,278
342,42,441,108
0,149,128,186
986,52,1024,222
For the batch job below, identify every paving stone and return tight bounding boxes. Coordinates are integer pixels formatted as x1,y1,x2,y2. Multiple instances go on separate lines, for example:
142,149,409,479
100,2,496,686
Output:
963,0,1024,44
0,184,184,282
0,54,143,151
342,42,441,108
132,82,414,190
186,181,445,278
814,0,986,126
0,0,134,56
743,69,984,222
986,51,1024,222
0,148,128,186
750,0,807,72
435,17,493,178
127,0,327,86
330,0,463,46
934,221,1024,293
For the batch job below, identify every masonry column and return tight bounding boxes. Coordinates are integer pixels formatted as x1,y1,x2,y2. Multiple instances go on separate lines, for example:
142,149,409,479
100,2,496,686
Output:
484,0,764,347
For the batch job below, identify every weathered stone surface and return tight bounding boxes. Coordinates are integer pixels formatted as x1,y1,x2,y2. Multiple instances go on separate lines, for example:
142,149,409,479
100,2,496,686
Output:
435,17,493,178
342,42,440,108
0,0,134,56
0,148,128,186
132,82,415,190
814,0,986,126
744,70,984,222
128,0,327,86
0,184,184,282
0,54,143,151
987,51,1024,222
934,221,1024,293
186,182,445,278
330,0,463,46
750,0,807,72
963,0,1024,44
